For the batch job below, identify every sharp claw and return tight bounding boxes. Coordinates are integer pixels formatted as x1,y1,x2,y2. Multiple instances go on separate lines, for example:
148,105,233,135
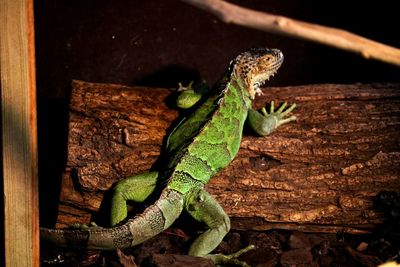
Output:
277,115,297,127
270,101,275,113
261,107,268,116
207,245,255,267
177,82,184,91
230,244,255,257
277,102,287,113
287,103,297,112
281,103,297,116
177,81,194,92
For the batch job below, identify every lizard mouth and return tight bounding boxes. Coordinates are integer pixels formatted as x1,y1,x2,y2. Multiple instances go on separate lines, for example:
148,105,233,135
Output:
253,68,278,88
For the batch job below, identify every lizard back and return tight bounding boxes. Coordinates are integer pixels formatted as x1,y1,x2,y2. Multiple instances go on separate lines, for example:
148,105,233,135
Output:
167,76,252,193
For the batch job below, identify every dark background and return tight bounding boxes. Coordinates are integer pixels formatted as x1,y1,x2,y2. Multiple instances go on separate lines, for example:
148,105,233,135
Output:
34,0,399,227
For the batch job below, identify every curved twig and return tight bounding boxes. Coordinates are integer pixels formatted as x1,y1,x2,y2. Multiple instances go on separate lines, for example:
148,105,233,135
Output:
182,0,400,67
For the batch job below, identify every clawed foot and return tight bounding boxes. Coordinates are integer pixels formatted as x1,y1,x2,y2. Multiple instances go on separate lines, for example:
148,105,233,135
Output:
262,101,297,128
176,81,209,109
248,101,297,136
177,81,194,92
208,245,255,267
176,81,201,109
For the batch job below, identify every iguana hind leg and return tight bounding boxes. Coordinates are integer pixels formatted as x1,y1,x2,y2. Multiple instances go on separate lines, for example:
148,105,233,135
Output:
111,171,158,226
185,188,254,266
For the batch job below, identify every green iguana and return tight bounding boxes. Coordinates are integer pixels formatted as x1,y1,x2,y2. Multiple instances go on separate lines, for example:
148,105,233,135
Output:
41,48,296,266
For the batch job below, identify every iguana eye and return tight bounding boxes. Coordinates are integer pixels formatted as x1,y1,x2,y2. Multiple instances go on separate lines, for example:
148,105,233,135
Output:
263,55,273,62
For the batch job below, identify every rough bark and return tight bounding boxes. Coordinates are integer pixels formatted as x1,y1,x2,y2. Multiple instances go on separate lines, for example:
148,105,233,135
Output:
55,80,400,234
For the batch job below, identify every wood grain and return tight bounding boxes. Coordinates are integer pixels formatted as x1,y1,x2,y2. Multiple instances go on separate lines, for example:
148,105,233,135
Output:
0,0,39,266
56,80,400,234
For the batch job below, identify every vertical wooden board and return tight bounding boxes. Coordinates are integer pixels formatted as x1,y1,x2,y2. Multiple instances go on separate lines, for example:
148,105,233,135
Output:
0,0,39,266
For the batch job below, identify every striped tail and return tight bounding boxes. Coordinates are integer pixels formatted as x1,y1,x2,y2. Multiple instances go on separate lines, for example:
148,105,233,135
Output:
40,224,134,250
41,188,184,250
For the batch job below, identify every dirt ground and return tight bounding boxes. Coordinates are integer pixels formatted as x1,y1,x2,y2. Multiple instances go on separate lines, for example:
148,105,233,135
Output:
41,191,400,267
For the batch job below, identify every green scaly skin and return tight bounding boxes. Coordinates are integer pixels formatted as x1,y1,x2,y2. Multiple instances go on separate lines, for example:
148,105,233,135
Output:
41,48,296,266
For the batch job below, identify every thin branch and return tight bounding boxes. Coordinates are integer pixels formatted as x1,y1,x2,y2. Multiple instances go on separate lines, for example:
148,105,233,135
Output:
182,0,400,67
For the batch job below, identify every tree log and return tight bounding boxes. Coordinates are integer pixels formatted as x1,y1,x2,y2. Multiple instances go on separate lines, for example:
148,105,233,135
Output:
55,80,400,234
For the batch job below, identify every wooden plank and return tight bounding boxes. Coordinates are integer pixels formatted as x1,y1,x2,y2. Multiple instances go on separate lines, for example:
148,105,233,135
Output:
0,0,39,266
55,81,400,234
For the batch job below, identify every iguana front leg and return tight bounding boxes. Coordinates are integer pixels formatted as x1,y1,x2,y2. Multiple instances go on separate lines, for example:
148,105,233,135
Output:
176,81,210,109
185,188,254,267
247,101,297,136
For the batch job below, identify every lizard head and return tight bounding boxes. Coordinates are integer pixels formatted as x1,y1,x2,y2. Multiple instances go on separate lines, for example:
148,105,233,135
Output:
231,48,283,99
